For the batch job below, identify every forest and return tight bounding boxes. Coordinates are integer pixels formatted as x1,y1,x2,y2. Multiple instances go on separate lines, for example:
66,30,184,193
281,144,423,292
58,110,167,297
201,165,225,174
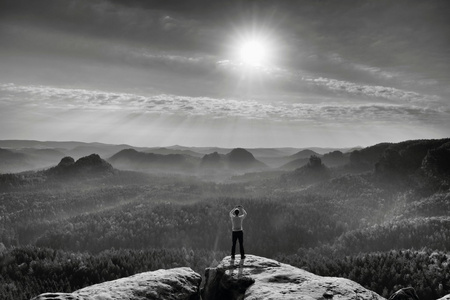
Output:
0,138,449,300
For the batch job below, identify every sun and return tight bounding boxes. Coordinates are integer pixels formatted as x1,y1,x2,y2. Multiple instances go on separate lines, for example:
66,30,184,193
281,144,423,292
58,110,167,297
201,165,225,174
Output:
234,35,273,67
239,39,269,66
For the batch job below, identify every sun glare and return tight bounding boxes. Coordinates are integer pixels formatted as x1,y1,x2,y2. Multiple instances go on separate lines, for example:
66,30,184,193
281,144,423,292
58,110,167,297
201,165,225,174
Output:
239,39,268,66
235,36,273,67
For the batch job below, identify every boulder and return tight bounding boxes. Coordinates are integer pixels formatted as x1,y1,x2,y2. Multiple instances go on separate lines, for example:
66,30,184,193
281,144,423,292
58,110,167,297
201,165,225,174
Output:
202,255,385,300
31,267,201,300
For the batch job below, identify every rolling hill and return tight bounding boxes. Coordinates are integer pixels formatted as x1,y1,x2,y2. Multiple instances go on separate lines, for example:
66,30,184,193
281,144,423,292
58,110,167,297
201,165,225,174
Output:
108,148,200,173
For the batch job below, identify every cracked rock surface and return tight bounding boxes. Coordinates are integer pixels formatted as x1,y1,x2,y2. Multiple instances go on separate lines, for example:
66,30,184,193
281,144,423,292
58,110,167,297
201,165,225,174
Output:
202,255,385,300
31,267,201,300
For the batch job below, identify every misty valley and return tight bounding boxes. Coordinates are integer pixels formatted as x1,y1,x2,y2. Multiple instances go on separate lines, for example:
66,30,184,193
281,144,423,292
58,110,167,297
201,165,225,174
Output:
1,138,450,300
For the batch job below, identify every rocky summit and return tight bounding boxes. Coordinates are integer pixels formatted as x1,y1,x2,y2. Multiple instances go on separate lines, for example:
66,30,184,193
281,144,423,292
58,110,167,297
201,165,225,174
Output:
201,255,385,300
31,267,201,300
30,255,398,300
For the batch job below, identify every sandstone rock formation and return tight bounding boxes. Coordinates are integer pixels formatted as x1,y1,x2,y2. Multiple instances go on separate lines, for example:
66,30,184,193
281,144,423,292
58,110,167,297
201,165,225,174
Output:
31,267,201,300
202,255,385,300
46,154,114,178
31,255,389,300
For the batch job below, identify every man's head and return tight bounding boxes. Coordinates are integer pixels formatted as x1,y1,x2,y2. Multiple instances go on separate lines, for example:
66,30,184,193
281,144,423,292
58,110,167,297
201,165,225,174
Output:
234,209,240,216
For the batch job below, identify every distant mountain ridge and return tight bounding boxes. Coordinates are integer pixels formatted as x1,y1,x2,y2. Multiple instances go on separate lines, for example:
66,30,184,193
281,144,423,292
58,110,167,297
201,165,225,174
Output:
373,139,450,190
0,148,32,173
108,148,268,174
289,149,320,160
280,150,349,170
345,138,450,177
1,139,448,182
200,148,269,171
144,147,204,158
108,149,199,173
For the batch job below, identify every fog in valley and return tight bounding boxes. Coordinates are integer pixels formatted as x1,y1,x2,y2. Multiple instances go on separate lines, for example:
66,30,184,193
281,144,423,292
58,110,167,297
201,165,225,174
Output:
1,138,450,299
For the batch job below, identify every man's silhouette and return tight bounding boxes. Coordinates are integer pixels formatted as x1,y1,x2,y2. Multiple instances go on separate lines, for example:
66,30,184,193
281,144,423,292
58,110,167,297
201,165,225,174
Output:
229,205,247,259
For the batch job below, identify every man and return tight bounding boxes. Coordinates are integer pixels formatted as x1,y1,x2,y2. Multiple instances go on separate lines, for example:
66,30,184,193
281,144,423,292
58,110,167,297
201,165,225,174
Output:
229,205,247,259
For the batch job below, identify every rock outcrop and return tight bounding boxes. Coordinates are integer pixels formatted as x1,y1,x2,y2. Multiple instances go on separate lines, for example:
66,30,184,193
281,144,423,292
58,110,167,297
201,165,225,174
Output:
31,255,388,300
202,255,385,300
46,154,114,178
31,267,201,300
226,148,267,171
200,152,224,169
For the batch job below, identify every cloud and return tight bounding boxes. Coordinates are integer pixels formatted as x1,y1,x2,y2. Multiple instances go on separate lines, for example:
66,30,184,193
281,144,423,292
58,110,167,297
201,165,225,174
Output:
1,83,447,128
1,1,448,147
299,76,442,107
2,0,448,102
213,60,445,110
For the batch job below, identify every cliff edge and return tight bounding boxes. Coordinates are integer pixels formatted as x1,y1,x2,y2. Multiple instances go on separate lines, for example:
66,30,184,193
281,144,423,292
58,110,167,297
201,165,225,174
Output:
202,255,385,300
30,255,395,300
31,267,201,300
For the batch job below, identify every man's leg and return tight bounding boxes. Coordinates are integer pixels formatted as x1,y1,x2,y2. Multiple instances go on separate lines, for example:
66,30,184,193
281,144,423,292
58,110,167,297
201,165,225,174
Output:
231,231,238,259
238,231,245,258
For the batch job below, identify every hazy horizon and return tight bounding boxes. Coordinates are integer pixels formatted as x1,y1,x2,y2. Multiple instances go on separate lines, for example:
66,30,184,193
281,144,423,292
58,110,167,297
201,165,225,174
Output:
1,0,449,148
0,137,364,152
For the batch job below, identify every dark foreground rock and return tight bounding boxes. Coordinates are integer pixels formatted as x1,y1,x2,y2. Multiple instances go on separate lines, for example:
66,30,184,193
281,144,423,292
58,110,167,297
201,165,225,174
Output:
31,255,389,300
202,255,385,300
31,267,201,300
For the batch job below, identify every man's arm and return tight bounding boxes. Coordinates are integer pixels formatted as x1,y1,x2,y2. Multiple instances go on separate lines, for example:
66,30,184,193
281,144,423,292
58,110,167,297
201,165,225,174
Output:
230,206,237,217
241,207,247,218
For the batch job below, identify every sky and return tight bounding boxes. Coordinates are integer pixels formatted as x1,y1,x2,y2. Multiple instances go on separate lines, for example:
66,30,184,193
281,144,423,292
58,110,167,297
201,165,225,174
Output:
0,0,449,148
